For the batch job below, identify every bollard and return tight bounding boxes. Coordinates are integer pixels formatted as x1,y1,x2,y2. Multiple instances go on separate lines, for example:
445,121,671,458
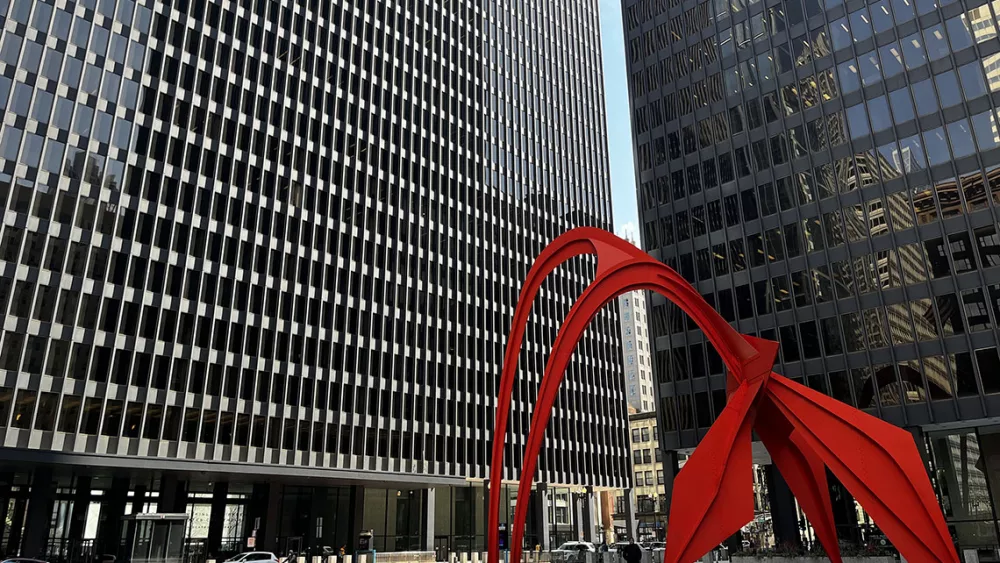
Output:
449,553,457,563
314,557,322,563
472,553,480,563
460,553,469,563
345,556,353,563
329,557,337,563
298,557,306,563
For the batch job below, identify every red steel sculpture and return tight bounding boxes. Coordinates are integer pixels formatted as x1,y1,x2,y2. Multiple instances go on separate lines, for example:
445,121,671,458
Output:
487,227,958,563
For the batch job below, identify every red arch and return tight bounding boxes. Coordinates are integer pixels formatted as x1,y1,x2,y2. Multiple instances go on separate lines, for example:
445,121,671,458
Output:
488,228,957,563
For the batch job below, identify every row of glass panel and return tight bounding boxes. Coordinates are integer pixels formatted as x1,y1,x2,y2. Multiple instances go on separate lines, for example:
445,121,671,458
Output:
660,347,1000,431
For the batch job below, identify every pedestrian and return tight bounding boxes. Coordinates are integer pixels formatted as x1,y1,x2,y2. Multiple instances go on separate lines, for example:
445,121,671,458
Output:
621,538,643,563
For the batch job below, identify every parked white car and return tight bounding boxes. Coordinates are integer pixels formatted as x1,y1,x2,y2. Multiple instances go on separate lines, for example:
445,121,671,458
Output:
552,542,597,562
225,553,279,563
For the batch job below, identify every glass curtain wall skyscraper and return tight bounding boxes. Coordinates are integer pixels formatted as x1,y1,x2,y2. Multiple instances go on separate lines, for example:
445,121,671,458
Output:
625,0,1000,550
0,0,627,557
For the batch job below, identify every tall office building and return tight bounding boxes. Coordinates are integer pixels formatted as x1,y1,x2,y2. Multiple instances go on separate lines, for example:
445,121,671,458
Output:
617,235,656,412
624,0,1000,552
0,0,627,558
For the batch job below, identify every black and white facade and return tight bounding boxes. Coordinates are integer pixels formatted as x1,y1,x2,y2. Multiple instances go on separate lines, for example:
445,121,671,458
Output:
0,0,627,558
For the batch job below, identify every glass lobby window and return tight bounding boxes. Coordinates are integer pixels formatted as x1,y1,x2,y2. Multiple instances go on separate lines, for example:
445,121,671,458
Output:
880,43,905,78
871,0,894,33
935,70,962,108
959,62,988,101
912,78,939,116
924,24,951,61
889,88,916,123
947,119,977,159
946,14,975,52
972,110,1000,151
926,431,995,522
902,33,928,70
849,8,873,43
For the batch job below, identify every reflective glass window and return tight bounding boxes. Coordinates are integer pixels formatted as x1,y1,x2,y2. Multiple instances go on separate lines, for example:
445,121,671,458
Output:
958,62,988,101
20,40,42,72
860,51,882,86
0,76,9,112
846,103,871,140
946,14,975,52
868,96,892,132
892,0,916,23
923,127,951,166
52,9,72,41
947,119,976,158
889,88,916,123
20,134,43,168
849,8,873,43
880,43,905,78
42,142,64,175
902,33,928,69
30,90,53,124
52,97,73,130
831,17,852,50
871,0,894,33
1,129,22,161
971,110,1000,151
899,134,928,169
0,34,22,66
984,54,1000,92
40,51,61,81
934,70,962,108
967,5,998,42
878,142,904,179
10,82,31,116
924,24,951,61
912,79,939,116
916,0,939,15
838,60,861,93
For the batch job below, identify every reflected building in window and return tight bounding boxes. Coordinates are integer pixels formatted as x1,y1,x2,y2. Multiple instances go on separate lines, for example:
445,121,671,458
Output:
0,0,627,557
625,0,1000,551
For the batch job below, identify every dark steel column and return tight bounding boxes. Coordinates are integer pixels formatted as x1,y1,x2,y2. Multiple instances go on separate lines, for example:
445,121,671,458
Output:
69,475,93,560
21,467,55,558
828,472,861,545
347,485,366,552
207,481,230,557
765,465,801,548
96,476,131,558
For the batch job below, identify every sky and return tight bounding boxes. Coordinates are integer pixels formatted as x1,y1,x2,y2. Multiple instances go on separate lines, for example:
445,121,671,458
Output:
598,0,639,242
